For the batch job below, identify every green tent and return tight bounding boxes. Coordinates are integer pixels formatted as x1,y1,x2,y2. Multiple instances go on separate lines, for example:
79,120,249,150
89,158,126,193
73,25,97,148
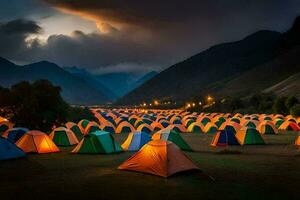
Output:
50,127,79,146
152,129,193,151
72,131,123,154
236,128,265,145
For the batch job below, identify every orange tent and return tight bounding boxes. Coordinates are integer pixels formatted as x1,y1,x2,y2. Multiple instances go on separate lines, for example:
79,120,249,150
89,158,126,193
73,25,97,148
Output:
295,135,300,146
16,130,60,153
118,140,199,177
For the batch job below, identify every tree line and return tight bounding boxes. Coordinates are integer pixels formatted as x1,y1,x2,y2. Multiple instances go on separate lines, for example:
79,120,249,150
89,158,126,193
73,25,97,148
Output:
0,80,96,132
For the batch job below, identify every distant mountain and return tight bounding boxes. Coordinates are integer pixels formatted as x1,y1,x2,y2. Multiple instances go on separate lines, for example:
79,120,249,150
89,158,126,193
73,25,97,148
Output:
0,59,112,105
94,71,157,98
118,16,300,105
133,71,158,89
64,66,117,100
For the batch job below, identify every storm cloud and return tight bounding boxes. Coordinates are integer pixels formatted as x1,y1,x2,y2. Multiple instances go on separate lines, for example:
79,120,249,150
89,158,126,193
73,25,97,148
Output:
0,0,300,73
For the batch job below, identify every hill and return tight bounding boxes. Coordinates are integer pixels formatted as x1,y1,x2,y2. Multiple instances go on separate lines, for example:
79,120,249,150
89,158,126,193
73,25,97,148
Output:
117,17,300,105
264,72,300,99
0,59,112,105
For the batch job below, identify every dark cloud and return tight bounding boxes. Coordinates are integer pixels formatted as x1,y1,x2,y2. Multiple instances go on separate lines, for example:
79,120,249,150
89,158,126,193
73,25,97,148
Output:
1,1,300,73
0,19,42,35
0,19,43,60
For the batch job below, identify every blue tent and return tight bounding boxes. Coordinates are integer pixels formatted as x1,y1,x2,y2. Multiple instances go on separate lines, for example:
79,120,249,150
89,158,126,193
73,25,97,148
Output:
211,129,240,146
121,131,151,151
0,136,26,161
7,128,29,143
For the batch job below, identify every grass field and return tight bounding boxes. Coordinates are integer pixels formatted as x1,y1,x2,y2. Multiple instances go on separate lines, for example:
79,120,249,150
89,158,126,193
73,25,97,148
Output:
1,132,300,200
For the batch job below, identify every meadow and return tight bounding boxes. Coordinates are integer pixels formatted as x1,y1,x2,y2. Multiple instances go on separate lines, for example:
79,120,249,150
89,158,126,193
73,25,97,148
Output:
1,132,299,200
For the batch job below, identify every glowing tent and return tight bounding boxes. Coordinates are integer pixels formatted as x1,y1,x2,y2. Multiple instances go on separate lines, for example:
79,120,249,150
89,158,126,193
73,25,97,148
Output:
49,127,79,146
235,128,265,145
115,121,135,133
295,135,300,146
72,131,122,154
65,122,84,140
152,129,192,151
0,120,13,137
203,122,218,134
118,140,199,177
121,131,151,151
279,121,300,131
0,136,26,161
187,122,204,133
16,131,60,153
136,123,153,134
77,119,90,132
6,127,29,143
211,129,240,146
257,121,278,134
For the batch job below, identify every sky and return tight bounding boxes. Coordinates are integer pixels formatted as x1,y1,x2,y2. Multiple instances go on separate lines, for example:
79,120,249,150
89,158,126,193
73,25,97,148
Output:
0,0,300,74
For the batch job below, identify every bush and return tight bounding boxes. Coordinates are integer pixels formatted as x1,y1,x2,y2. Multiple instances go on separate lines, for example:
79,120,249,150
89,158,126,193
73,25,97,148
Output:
290,104,300,117
67,106,96,123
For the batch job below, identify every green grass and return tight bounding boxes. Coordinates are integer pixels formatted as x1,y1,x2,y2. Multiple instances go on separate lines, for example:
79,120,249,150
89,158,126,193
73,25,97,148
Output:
1,132,300,200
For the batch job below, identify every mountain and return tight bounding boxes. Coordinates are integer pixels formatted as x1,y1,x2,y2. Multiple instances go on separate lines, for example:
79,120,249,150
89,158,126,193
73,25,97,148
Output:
63,66,117,100
95,71,157,98
133,71,158,89
0,59,112,105
118,16,300,105
264,72,300,99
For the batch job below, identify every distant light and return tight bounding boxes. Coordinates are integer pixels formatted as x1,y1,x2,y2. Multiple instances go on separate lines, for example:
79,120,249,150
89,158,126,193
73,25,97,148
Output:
143,103,147,106
154,100,159,105
192,103,195,107
199,102,202,105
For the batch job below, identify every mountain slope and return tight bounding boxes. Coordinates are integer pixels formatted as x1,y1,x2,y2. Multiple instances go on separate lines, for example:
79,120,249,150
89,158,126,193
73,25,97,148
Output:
64,66,117,100
0,59,111,105
117,30,282,104
264,72,300,99
118,16,300,105
95,72,151,98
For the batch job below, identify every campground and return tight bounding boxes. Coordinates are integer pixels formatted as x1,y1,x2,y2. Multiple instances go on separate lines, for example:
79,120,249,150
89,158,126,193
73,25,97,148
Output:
1,132,300,200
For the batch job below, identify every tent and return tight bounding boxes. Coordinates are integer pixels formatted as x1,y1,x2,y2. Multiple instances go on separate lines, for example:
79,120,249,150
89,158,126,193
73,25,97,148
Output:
257,121,278,134
136,123,153,134
6,127,29,143
279,121,300,131
77,119,90,132
84,121,101,135
65,122,84,140
0,136,26,161
152,129,192,151
16,131,60,153
115,121,135,134
49,127,79,146
203,122,218,134
187,122,204,133
118,140,199,177
121,131,151,151
72,131,123,154
295,135,300,146
0,121,13,136
211,129,240,146
235,128,265,145
219,121,241,134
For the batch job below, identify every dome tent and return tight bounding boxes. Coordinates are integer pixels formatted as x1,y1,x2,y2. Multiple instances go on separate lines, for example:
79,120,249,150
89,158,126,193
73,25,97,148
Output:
0,136,26,161
152,129,192,151
72,131,123,154
16,131,60,153
118,140,199,177
121,131,151,151
49,127,79,146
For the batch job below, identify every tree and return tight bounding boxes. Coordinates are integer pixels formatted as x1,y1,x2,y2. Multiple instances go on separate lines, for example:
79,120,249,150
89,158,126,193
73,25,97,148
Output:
272,97,288,115
285,96,299,109
290,104,300,117
9,80,69,131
